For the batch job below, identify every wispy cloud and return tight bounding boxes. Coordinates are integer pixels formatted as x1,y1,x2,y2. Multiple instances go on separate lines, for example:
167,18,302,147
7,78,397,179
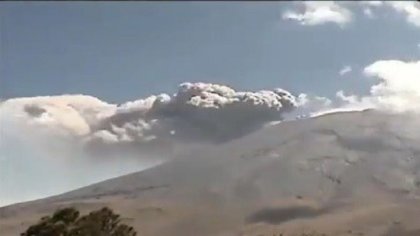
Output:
283,1,420,28
282,1,352,27
386,1,420,27
339,65,352,76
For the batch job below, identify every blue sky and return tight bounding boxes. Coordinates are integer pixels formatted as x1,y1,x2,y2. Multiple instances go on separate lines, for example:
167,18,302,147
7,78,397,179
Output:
1,1,419,103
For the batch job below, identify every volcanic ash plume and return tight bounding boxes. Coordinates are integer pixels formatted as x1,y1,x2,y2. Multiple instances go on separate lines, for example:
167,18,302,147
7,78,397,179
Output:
0,82,298,158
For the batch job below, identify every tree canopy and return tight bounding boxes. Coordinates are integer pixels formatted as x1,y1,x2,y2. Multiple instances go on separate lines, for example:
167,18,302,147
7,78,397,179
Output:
21,207,137,236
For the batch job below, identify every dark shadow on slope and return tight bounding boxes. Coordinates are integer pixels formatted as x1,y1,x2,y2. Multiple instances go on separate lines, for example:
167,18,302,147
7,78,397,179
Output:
245,205,328,225
381,224,420,236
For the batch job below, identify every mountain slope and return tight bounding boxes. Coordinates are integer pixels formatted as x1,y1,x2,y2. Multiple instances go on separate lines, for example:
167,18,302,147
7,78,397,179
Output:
2,110,420,236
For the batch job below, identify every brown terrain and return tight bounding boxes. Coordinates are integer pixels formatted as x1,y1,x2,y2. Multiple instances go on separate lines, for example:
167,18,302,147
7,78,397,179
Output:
2,110,420,236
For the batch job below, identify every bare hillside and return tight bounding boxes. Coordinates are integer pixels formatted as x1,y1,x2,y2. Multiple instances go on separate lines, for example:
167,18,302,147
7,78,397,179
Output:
2,110,420,236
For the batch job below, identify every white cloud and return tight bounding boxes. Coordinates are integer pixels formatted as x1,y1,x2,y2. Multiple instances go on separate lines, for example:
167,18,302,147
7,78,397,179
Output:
316,60,420,115
357,2,384,18
360,1,420,27
366,1,383,7
293,93,333,118
362,60,420,112
359,1,420,27
296,93,332,108
294,59,420,118
339,65,352,76
386,1,420,27
359,1,384,7
282,1,352,27
294,90,371,118
283,1,420,28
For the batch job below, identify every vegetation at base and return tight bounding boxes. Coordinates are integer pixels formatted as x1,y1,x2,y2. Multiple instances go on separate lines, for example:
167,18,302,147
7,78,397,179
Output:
21,207,137,236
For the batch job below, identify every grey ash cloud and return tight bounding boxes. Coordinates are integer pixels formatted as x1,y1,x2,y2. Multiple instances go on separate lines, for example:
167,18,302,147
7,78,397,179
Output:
1,82,298,158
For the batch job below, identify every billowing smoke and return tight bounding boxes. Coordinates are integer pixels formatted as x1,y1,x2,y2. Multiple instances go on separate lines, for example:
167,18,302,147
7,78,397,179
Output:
0,82,297,205
1,82,297,158
0,97,158,206
1,95,115,137
89,82,297,148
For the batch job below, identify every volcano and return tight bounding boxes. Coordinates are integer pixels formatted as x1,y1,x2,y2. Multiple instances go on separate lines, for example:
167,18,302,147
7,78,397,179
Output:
2,110,420,236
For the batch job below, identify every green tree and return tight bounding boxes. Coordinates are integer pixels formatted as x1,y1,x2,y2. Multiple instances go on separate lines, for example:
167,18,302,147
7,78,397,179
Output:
21,207,136,236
